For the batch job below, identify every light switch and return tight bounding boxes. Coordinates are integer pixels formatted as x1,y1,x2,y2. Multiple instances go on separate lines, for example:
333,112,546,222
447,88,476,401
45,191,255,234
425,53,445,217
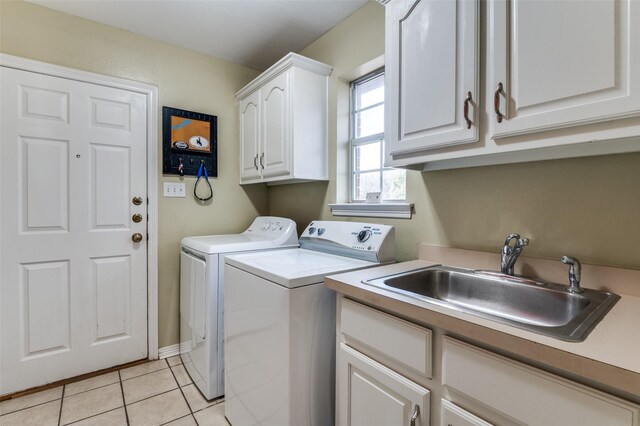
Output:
164,182,186,198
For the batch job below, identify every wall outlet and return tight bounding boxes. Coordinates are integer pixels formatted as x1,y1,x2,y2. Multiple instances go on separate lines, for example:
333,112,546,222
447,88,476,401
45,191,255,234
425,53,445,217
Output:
366,192,381,204
164,182,186,198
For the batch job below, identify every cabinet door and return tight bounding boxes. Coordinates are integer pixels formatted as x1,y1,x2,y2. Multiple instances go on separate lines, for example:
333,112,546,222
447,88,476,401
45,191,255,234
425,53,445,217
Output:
385,0,478,159
261,71,291,179
239,91,261,182
338,343,429,426
489,0,640,139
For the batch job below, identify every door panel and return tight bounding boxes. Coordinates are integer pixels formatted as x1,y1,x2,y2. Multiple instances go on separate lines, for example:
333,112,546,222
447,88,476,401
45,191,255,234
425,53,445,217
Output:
20,85,69,123
90,97,131,131
239,92,261,181
22,137,69,232
490,0,640,138
261,71,290,178
1,66,148,394
91,144,130,229
338,343,430,426
22,261,71,356
92,255,131,343
386,0,479,158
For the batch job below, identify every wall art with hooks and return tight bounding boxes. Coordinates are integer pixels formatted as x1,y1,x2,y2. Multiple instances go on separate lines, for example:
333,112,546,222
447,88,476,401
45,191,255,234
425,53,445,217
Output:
162,106,218,177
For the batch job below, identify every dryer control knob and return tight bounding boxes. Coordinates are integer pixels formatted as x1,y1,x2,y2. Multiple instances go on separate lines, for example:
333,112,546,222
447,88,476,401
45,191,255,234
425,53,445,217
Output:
308,227,316,235
357,230,372,243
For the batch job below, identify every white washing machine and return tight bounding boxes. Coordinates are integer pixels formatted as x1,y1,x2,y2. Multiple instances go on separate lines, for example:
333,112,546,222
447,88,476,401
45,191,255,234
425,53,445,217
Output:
179,216,298,401
224,220,395,426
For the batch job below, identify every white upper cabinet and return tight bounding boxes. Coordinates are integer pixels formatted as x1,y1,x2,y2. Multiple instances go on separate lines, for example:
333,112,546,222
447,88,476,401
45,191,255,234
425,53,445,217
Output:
385,0,479,158
383,0,640,170
236,53,332,185
489,0,640,139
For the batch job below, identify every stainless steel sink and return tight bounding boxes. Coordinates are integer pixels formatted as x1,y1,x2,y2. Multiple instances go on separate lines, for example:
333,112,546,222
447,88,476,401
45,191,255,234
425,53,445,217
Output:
363,265,620,342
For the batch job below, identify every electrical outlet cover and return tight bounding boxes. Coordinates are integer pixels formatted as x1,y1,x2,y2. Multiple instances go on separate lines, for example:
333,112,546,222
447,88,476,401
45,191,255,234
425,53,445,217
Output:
366,192,381,204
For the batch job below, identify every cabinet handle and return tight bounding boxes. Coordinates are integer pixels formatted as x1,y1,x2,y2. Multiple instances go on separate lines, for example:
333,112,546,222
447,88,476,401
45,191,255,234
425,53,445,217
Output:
494,82,504,123
463,91,473,129
410,404,420,426
253,154,259,170
259,153,265,169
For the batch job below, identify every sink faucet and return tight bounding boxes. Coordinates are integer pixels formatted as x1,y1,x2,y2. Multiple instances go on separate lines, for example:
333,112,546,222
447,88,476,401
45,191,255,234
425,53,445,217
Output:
561,256,583,293
500,233,529,275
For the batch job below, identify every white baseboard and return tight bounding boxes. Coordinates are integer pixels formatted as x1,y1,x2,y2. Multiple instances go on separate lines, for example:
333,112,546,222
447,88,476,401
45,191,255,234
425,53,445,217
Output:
158,343,181,359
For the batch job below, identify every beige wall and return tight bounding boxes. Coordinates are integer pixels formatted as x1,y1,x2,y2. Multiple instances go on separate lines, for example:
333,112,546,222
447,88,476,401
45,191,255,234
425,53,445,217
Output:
269,1,640,271
0,0,268,348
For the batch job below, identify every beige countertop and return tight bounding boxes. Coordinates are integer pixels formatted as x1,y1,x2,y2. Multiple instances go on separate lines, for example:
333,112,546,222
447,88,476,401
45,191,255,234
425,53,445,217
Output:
325,246,640,401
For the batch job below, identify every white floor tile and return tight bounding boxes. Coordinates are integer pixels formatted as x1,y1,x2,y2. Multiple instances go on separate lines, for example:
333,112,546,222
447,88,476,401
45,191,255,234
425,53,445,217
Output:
127,389,190,426
71,407,127,426
60,383,123,425
64,371,120,397
166,356,182,367
164,414,198,425
181,384,216,412
0,400,60,426
120,360,168,381
0,386,62,415
122,368,177,404
193,403,229,426
171,365,193,387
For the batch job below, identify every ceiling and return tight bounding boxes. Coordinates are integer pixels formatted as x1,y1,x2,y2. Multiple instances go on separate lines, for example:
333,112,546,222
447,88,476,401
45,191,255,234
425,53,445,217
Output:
26,0,369,71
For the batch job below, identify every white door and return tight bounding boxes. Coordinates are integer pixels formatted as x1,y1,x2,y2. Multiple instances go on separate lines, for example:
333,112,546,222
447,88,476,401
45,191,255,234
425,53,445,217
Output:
0,67,148,394
385,0,479,158
260,71,291,179
337,344,430,426
489,0,640,139
239,90,262,182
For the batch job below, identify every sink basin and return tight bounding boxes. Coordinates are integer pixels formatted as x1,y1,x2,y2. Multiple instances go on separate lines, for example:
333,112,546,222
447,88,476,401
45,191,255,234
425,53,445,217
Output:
363,265,620,342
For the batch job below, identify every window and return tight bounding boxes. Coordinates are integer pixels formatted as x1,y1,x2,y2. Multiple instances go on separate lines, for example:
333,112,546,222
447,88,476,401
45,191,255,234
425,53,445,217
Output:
350,69,406,201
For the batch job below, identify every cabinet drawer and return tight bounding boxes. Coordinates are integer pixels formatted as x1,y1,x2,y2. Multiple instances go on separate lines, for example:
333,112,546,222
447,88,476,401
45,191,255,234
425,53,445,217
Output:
340,298,432,379
442,337,640,426
441,399,492,426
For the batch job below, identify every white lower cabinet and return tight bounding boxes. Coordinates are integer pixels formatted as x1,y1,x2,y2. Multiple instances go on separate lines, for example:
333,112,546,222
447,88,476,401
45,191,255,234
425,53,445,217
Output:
336,297,640,426
441,337,640,426
338,343,430,426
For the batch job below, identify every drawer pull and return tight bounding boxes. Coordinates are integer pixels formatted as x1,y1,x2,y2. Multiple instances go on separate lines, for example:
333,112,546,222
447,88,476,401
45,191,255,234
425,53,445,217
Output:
410,404,420,426
494,82,504,123
463,91,473,129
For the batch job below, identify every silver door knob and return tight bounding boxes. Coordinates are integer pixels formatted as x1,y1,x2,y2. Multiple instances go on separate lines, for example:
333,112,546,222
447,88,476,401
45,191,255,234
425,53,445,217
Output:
131,233,143,243
132,196,143,205
132,213,143,223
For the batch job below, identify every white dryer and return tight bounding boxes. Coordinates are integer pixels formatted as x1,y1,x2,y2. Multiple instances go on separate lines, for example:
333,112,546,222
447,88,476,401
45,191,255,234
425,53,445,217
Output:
179,216,298,401
224,220,395,426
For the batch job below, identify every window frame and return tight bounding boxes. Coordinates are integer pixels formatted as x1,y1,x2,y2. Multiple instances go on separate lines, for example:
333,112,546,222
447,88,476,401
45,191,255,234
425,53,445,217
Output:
349,68,405,202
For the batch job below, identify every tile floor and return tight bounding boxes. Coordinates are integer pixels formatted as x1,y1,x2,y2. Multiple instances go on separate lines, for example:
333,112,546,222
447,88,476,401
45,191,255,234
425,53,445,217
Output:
0,356,229,426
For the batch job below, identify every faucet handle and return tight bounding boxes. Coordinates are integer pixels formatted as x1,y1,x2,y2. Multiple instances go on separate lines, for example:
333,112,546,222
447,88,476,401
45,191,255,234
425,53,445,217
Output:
517,237,529,248
561,255,583,293
503,233,521,247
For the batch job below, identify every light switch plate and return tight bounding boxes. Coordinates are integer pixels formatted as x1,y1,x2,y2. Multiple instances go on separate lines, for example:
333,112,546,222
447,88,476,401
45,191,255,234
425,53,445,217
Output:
164,182,186,197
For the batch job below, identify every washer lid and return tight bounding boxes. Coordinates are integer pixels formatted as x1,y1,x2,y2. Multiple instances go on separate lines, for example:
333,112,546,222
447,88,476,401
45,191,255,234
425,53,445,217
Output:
181,216,299,254
225,248,377,288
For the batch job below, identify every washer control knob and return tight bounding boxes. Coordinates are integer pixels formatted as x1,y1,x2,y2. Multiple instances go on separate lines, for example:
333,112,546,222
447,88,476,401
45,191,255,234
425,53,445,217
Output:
317,228,325,236
357,230,372,243
308,227,316,235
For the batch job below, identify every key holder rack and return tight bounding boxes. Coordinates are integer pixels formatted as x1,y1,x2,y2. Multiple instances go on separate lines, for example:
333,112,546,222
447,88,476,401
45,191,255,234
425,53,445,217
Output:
162,106,218,177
